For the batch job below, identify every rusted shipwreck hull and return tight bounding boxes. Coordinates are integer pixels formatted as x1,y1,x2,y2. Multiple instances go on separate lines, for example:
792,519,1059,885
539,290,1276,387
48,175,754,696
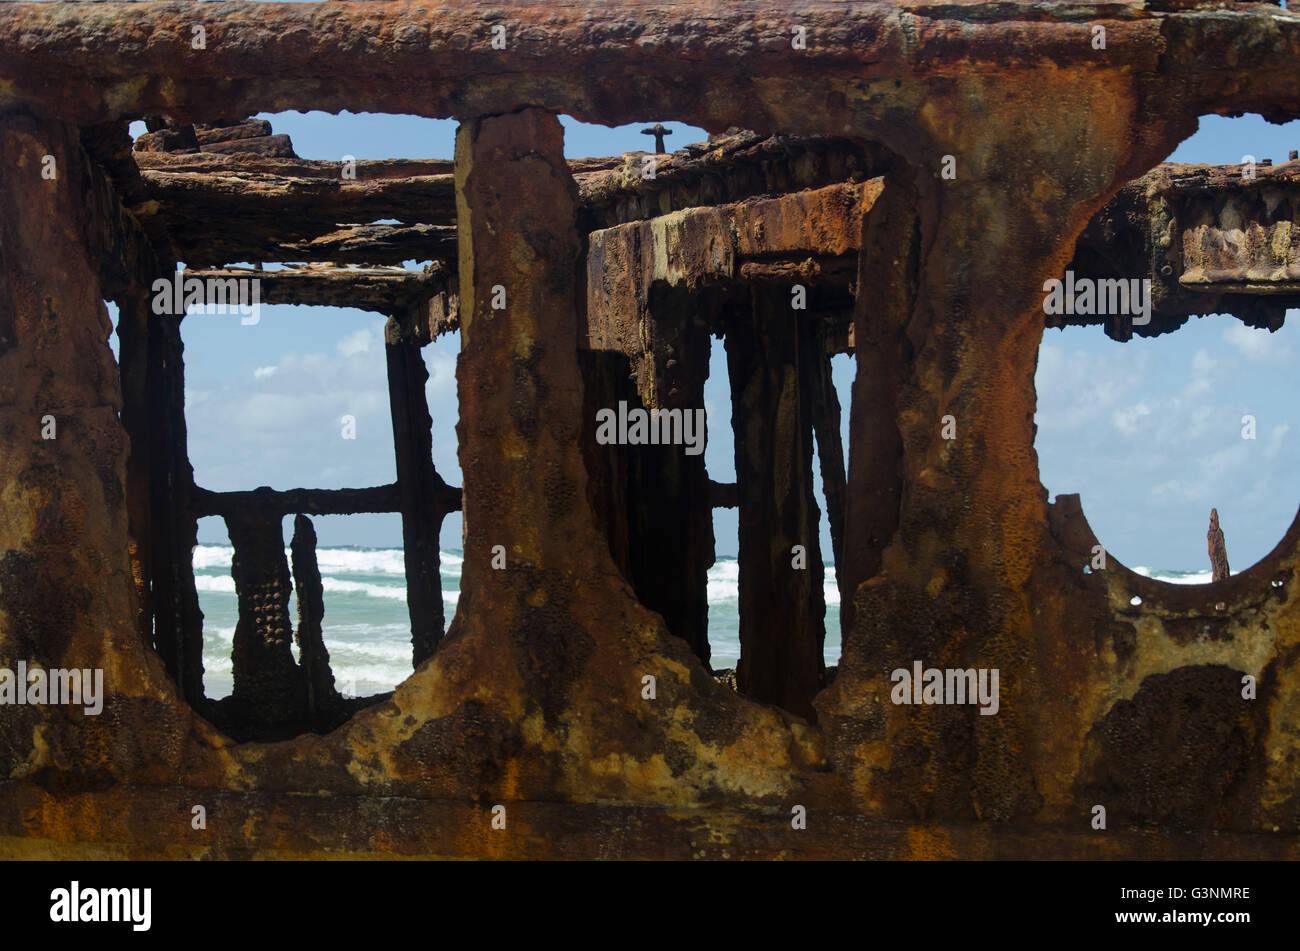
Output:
0,0,1299,859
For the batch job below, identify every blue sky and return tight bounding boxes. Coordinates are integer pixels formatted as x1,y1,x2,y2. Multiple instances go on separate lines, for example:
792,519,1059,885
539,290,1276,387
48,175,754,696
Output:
116,112,1299,572
1039,118,1300,572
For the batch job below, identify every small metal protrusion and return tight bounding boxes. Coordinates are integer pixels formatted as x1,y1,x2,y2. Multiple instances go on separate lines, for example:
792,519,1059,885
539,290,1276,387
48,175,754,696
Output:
640,123,672,153
1160,264,1174,277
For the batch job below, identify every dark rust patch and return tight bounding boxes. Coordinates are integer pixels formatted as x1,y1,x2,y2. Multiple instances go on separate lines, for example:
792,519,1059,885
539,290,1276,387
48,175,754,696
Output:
392,699,523,796
1076,665,1267,829
0,549,82,661
507,596,596,736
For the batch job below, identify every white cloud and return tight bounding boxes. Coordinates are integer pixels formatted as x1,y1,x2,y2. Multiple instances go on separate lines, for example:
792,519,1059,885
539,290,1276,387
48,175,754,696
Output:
1199,442,1250,482
1112,401,1152,436
186,320,396,493
337,328,373,357
1035,315,1300,570
1223,321,1292,365
1266,422,1291,461
1033,342,1150,431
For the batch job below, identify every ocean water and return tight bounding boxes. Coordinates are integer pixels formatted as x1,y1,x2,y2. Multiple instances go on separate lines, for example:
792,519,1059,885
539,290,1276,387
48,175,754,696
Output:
193,545,841,698
191,545,1200,699
1131,566,1214,585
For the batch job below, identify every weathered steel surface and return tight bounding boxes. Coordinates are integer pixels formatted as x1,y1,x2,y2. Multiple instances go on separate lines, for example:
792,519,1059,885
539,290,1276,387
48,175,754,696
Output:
192,483,413,518
131,132,875,267
1209,509,1231,584
1062,159,1300,338
290,515,345,732
586,180,875,388
134,159,457,268
182,264,451,312
385,319,456,666
3,2,1298,132
224,509,306,739
728,287,827,719
2,1,1300,861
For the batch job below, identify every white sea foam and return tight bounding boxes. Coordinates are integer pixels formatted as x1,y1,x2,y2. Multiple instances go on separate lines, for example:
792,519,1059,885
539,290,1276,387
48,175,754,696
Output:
202,625,235,648
200,621,417,699
328,648,413,671
192,545,235,570
196,547,1190,699
707,558,840,605
194,570,459,605
1133,566,1215,585
316,547,407,576
706,579,739,602
321,577,407,600
192,544,434,576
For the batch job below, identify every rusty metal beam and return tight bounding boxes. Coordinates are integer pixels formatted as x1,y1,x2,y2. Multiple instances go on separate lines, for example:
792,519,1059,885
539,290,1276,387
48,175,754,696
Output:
385,317,456,666
1061,159,1300,339
194,483,424,518
130,133,879,266
3,2,1298,135
180,264,451,313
